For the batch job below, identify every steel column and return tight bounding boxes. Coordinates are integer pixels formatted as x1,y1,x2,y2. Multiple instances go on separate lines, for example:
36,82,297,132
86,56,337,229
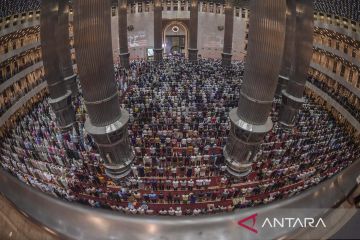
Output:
57,0,78,98
279,0,314,127
224,0,286,177
276,0,296,96
40,0,75,131
73,0,134,178
153,0,163,62
118,0,130,69
222,1,234,66
188,0,198,61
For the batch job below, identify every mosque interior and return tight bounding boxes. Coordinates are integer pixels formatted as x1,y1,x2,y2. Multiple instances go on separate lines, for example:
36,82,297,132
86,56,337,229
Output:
0,0,360,239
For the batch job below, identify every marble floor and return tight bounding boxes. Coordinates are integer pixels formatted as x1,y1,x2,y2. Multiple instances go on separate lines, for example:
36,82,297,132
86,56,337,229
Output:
0,194,59,240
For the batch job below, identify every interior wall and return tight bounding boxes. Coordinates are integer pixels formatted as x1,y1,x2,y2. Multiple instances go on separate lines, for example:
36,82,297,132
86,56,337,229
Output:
111,9,247,61
127,12,155,60
197,12,225,59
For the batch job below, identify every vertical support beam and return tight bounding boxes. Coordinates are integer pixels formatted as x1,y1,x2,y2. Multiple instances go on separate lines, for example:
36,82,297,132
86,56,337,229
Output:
73,0,134,179
57,0,78,98
40,0,75,131
118,0,130,69
188,0,198,61
223,0,286,177
222,0,234,66
276,0,296,96
153,0,163,62
279,0,314,127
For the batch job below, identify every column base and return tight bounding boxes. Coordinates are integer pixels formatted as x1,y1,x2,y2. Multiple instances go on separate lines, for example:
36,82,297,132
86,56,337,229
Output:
223,146,253,177
64,74,78,98
105,164,132,179
85,109,135,179
221,53,232,66
275,75,289,97
48,90,75,132
119,52,130,69
188,48,198,62
153,48,163,62
223,108,273,178
279,89,305,127
278,121,295,132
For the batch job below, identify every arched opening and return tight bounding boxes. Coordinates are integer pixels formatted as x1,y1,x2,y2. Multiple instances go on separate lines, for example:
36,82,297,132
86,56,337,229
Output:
163,21,188,57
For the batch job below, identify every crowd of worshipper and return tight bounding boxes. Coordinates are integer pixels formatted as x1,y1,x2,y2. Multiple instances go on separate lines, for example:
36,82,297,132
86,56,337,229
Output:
308,75,360,122
0,29,40,60
0,48,42,84
0,57,359,216
0,71,44,117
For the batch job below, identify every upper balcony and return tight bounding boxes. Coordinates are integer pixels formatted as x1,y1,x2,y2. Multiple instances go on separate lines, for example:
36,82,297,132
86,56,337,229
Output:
314,12,360,41
0,11,40,38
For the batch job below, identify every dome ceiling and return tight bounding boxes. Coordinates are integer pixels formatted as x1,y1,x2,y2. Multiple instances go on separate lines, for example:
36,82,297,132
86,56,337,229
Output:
0,0,359,21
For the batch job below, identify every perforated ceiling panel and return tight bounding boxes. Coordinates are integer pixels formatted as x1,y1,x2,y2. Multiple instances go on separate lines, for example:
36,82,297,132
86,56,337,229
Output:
0,0,40,18
313,0,359,22
0,0,359,21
